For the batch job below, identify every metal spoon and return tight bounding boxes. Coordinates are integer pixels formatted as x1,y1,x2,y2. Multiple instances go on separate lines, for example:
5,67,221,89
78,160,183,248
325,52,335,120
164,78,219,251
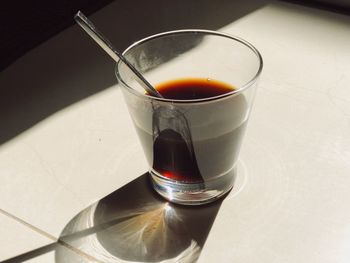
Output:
74,11,162,98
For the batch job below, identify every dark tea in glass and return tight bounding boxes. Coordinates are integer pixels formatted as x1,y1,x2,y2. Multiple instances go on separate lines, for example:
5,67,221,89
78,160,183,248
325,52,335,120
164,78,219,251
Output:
117,30,262,205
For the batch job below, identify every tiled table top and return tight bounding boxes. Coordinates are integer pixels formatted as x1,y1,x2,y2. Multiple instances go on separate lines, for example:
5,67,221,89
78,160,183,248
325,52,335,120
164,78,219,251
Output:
0,210,52,261
1,1,350,262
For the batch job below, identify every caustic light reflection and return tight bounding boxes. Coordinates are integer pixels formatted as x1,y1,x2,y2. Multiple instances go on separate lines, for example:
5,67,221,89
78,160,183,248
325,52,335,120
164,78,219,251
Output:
56,201,201,262
94,202,201,262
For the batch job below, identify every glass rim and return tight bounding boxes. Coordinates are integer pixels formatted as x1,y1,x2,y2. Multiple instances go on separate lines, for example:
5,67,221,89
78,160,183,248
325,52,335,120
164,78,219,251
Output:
116,29,263,103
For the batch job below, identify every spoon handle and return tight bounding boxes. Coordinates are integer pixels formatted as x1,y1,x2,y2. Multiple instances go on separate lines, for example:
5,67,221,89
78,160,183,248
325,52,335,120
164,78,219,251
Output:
74,11,162,98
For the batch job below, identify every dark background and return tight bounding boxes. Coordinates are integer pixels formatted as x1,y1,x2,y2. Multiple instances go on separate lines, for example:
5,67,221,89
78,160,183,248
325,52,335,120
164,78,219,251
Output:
1,0,350,72
0,0,113,72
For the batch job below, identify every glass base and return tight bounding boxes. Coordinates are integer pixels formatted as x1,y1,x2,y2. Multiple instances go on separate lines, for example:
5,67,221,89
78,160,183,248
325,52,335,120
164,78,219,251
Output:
149,168,236,205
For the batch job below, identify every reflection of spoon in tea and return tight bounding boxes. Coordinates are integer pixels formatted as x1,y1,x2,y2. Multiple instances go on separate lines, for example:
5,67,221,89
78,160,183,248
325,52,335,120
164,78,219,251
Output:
74,11,162,98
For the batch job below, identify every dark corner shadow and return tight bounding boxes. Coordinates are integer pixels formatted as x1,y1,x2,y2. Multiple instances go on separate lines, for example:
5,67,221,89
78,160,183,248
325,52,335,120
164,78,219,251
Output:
55,173,228,262
0,0,267,146
282,0,350,16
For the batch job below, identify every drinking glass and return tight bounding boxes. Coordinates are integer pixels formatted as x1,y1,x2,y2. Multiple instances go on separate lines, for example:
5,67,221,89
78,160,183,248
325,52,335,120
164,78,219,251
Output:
116,29,262,205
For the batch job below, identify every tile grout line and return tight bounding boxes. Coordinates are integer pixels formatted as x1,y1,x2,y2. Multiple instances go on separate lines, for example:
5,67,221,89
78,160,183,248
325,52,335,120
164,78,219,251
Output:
0,208,103,262
0,208,56,241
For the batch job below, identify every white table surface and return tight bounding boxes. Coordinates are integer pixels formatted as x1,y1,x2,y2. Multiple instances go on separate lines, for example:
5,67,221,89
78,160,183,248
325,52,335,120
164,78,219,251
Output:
1,1,350,262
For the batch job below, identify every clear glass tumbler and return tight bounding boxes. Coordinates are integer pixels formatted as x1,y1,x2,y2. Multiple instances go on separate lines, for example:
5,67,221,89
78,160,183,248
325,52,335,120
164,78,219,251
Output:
116,29,262,205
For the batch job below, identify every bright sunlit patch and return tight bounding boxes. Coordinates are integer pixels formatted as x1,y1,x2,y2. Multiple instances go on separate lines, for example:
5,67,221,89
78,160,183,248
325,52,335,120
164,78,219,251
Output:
164,202,171,212
164,186,174,201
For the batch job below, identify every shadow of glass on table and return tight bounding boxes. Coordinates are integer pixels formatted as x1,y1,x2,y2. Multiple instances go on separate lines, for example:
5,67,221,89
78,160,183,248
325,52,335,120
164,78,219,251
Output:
55,173,226,262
